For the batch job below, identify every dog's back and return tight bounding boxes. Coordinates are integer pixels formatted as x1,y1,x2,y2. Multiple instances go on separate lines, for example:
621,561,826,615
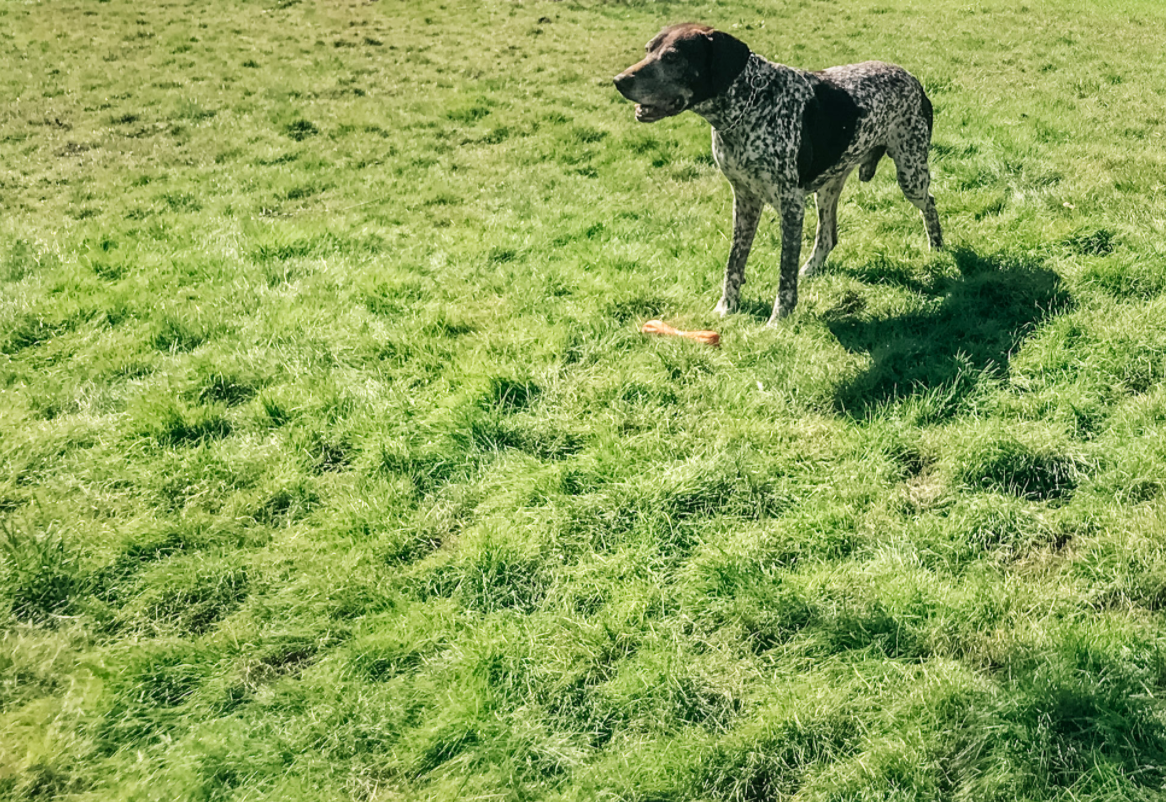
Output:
799,61,934,191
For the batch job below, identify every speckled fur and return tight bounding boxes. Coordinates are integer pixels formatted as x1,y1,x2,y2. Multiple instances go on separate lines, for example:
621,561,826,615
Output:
614,24,943,323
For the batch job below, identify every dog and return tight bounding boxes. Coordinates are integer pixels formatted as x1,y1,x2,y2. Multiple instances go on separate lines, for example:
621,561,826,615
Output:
614,23,943,323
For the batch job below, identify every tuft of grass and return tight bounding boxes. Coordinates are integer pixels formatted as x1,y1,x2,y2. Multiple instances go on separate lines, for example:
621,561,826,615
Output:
114,552,248,636
282,118,319,141
0,520,80,624
953,429,1086,502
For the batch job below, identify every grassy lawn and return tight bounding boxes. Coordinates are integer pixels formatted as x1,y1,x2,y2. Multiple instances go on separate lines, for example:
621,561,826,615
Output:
4,0,1166,799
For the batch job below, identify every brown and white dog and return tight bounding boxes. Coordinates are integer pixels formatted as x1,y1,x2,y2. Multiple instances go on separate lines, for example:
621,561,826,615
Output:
614,23,943,323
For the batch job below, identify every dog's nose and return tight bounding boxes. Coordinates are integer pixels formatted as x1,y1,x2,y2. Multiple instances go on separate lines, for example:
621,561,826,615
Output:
613,72,634,92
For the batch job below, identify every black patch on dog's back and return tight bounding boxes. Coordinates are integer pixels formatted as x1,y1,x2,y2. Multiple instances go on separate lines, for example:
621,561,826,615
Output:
797,73,864,188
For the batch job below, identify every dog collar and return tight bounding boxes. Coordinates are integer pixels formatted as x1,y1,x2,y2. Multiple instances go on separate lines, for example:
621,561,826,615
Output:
713,55,768,134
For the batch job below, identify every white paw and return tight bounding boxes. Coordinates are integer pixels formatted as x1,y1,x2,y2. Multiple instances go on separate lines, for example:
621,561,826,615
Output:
799,259,824,278
768,302,795,324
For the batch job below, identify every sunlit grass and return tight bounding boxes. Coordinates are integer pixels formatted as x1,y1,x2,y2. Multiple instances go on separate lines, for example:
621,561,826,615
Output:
4,0,1166,799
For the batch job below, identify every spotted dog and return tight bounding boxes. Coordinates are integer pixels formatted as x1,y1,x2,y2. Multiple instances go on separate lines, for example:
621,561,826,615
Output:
614,23,943,323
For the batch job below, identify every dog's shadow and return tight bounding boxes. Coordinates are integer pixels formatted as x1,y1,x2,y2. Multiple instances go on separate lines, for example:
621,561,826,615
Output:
819,247,1070,416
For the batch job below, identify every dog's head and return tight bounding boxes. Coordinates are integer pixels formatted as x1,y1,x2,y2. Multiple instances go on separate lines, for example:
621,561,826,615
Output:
613,23,752,123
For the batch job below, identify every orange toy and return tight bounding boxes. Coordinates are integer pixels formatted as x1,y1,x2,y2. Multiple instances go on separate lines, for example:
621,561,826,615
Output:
640,319,721,347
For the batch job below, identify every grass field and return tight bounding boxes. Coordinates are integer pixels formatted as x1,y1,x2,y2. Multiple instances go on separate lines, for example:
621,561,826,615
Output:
4,0,1166,799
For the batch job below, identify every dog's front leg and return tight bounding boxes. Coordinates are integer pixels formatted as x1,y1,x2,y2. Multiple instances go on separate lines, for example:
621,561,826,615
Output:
714,188,762,316
768,189,806,324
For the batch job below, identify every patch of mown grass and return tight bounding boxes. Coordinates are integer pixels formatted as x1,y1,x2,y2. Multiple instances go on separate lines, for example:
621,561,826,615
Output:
5,0,1166,799
92,641,214,753
113,552,249,636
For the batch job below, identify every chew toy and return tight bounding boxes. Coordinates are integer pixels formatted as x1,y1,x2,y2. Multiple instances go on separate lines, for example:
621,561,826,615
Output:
640,319,721,347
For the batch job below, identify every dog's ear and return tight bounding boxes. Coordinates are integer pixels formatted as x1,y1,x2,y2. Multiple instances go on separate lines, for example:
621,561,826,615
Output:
646,28,669,53
704,29,751,97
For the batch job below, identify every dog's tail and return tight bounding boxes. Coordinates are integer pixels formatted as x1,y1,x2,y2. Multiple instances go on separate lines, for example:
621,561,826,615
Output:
920,86,934,137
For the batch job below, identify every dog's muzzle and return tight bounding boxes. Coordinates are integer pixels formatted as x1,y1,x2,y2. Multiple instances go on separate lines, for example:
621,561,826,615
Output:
613,73,685,123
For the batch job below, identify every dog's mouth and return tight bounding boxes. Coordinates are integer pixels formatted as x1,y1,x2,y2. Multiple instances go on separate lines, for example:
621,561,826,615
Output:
635,99,685,122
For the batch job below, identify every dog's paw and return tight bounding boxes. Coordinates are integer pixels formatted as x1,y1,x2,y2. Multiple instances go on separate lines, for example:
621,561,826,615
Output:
713,298,736,316
767,303,795,325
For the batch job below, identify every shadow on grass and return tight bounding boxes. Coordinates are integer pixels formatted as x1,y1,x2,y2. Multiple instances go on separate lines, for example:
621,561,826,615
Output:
829,247,1070,417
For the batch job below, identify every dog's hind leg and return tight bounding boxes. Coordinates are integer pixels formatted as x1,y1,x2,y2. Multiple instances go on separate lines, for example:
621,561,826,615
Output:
889,136,943,250
800,169,851,278
714,187,763,316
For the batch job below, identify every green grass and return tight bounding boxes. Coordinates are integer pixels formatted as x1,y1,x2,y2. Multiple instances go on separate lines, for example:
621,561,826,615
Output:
4,0,1166,799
